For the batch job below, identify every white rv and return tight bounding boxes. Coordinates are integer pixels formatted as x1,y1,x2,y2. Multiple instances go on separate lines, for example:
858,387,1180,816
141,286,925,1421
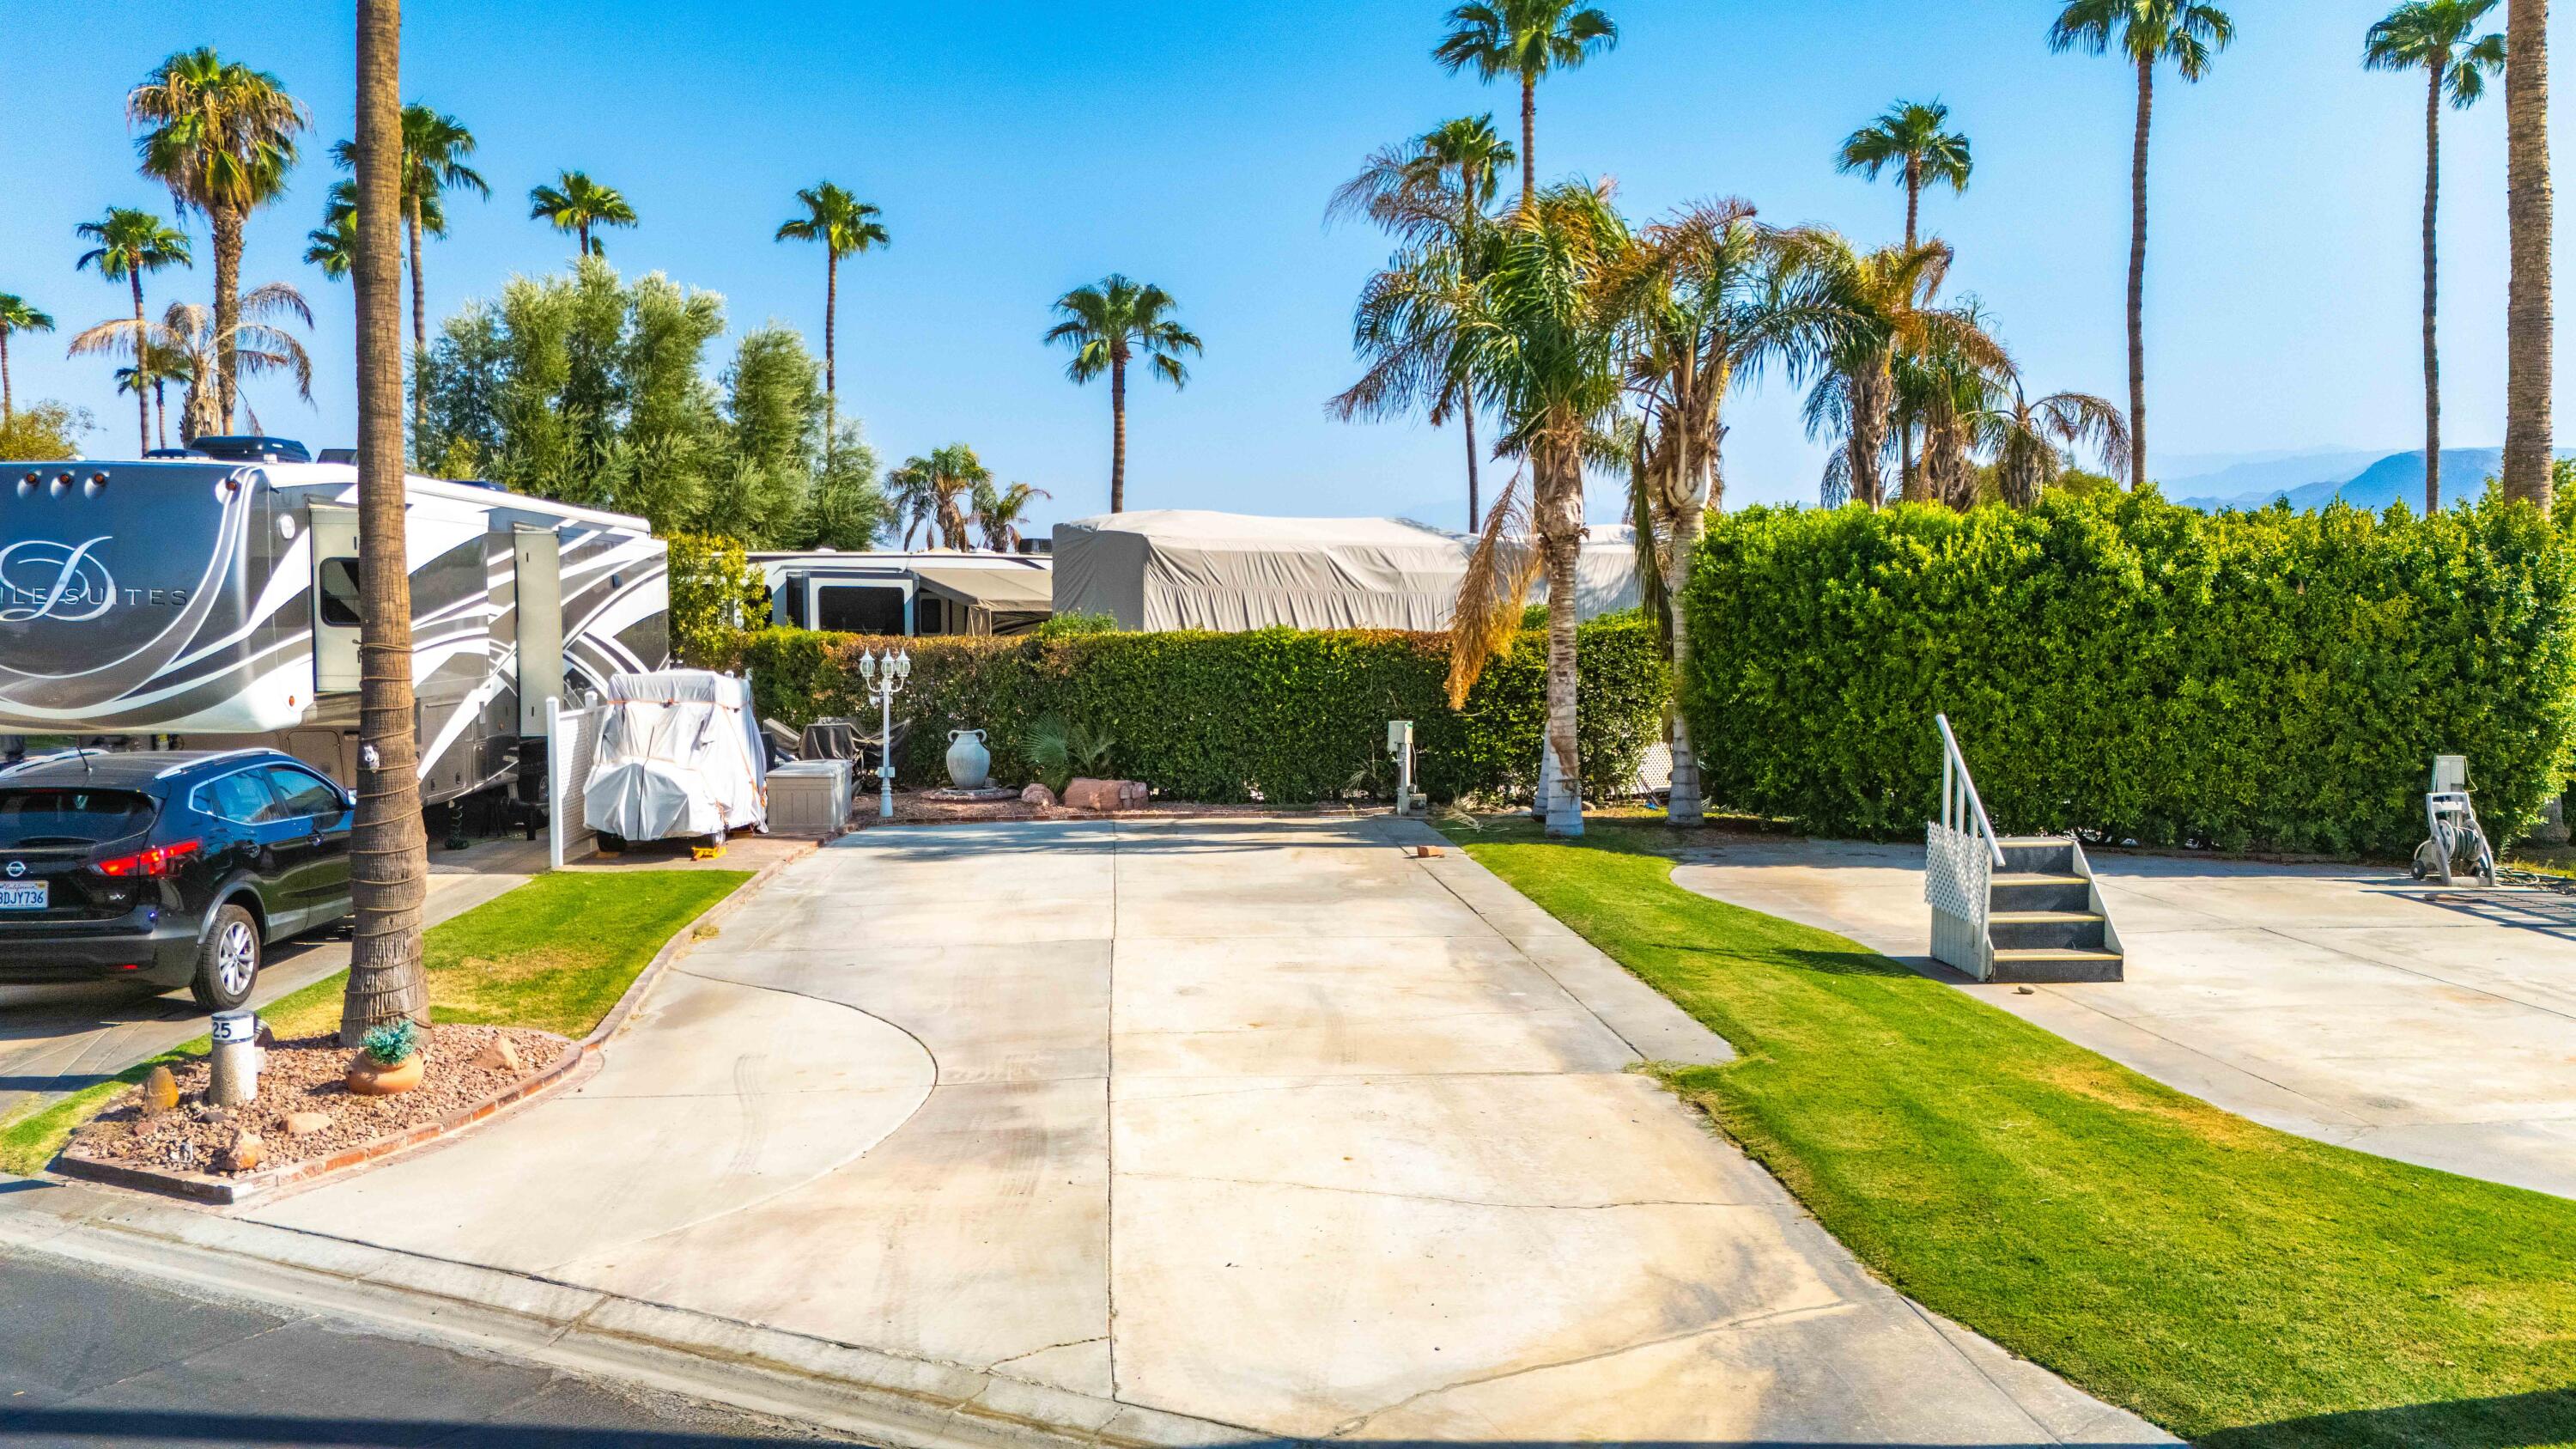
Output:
0,448,668,807
755,550,1053,637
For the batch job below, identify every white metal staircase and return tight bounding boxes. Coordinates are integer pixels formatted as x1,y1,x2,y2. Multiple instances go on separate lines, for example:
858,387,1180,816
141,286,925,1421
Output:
1925,715,2125,983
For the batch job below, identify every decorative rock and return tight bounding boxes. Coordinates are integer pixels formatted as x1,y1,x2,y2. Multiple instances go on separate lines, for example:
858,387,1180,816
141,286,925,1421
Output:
1407,844,1445,858
217,1129,264,1174
1020,783,1058,809
188,1102,228,1124
1064,778,1147,813
139,1065,179,1116
283,1111,334,1136
471,1036,522,1074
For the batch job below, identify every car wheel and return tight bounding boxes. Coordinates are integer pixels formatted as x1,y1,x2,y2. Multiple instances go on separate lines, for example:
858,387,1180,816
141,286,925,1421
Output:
190,903,261,1012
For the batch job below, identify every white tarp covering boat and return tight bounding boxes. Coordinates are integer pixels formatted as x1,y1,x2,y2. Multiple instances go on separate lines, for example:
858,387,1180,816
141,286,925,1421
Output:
1049,510,1641,632
583,670,766,841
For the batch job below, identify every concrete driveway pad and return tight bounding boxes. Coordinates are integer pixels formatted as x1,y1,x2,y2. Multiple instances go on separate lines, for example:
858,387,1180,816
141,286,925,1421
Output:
239,817,2168,1445
1674,839,2576,1199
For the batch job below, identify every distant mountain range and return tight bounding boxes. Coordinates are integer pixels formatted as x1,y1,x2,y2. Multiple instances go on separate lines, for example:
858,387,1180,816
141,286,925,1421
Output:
2172,447,2515,513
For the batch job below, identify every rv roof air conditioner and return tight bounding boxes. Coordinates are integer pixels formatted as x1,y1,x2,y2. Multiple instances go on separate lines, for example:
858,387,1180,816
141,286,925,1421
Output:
190,435,311,464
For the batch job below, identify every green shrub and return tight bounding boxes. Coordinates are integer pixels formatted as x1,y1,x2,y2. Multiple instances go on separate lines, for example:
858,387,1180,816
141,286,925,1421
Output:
1680,491,2576,855
361,1018,421,1067
740,618,1668,806
1031,611,1119,639
664,532,766,668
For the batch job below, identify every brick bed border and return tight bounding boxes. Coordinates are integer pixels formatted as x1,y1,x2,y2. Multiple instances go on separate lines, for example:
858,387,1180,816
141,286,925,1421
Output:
53,845,811,1206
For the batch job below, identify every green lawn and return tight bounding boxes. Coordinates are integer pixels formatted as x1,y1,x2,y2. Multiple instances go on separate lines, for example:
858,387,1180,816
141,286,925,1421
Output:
1449,819,2576,1449
0,869,748,1176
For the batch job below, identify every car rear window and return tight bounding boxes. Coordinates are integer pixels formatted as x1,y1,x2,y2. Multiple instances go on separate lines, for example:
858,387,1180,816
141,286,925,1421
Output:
0,788,157,845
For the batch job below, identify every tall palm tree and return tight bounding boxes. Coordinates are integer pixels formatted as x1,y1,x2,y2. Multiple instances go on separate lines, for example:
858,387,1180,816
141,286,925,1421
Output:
1434,0,1619,204
1330,115,1516,528
1791,232,2002,508
775,183,890,453
2366,1,2505,514
0,294,56,422
1836,100,1974,249
527,170,636,259
2050,0,2234,488
335,106,486,438
1045,276,1201,514
1455,182,1631,837
890,445,991,550
128,47,310,435
1979,373,2131,508
74,207,192,453
1605,200,1842,825
972,480,1051,551
343,0,430,1044
2503,0,2553,508
76,289,313,446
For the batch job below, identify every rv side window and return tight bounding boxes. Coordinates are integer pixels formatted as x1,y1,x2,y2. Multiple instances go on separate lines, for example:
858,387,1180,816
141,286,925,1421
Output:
815,584,906,636
318,557,362,627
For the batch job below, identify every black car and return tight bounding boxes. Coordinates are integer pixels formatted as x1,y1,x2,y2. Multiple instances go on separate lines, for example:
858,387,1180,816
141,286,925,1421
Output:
0,749,353,1008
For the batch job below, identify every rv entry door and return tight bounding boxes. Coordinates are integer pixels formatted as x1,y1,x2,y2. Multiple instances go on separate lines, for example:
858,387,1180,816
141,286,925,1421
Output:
309,505,361,694
514,527,563,737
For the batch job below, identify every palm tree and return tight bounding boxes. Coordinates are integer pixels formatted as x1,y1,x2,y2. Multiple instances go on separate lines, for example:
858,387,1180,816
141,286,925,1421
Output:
1455,182,1631,837
75,289,314,445
74,207,193,454
1792,232,2002,508
2050,0,2234,488
890,445,991,550
972,480,1051,551
112,343,194,450
1433,0,1619,204
0,294,55,422
2366,1,2505,514
342,0,430,1044
335,106,487,437
527,170,636,259
2503,0,2553,508
1045,277,1201,514
128,47,310,435
305,191,360,280
1605,200,1842,824
1979,374,2131,508
775,183,890,450
1330,115,1516,528
1836,100,1973,249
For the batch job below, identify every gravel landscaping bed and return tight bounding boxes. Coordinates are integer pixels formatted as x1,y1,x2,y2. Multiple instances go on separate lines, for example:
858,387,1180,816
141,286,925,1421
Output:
69,1026,571,1177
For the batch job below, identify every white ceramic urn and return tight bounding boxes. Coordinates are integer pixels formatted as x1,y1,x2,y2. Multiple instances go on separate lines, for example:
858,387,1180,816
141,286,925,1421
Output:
946,729,992,789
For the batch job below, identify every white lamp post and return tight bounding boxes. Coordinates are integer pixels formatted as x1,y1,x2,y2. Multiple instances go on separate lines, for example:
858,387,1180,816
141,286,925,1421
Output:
857,647,911,819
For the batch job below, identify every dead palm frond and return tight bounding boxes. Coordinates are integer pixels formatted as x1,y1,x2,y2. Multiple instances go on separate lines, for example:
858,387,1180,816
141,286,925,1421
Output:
1446,469,1545,707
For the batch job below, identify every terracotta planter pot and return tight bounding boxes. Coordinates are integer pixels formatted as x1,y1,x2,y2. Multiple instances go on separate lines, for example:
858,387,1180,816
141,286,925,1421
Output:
346,1052,424,1096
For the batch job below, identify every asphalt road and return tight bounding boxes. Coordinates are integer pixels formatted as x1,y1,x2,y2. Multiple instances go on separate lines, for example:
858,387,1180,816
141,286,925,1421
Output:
0,1250,853,1447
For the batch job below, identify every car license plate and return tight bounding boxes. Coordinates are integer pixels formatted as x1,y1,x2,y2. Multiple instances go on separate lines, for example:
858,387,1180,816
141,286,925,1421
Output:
0,881,46,910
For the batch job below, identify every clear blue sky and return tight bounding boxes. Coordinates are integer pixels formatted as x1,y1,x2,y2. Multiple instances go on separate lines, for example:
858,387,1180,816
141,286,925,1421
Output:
3,0,2568,530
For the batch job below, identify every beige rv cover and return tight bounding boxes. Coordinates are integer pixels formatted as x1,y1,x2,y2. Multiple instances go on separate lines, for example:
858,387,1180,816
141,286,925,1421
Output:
1050,509,1640,632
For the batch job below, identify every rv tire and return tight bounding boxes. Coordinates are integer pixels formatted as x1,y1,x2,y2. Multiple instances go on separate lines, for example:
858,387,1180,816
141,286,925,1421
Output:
190,903,262,1013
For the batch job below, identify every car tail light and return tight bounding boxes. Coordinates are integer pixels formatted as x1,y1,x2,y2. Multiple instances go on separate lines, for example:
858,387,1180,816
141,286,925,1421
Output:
94,839,202,878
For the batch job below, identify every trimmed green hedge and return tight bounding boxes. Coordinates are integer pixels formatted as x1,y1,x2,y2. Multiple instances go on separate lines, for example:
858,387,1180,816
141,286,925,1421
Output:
1681,492,2576,855
743,618,1668,806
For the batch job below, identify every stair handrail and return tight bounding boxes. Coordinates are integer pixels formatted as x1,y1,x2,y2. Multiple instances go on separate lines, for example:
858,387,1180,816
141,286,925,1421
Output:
1935,714,2007,868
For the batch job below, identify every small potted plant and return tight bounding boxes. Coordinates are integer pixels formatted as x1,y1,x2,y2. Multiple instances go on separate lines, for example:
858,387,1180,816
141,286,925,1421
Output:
347,1019,425,1096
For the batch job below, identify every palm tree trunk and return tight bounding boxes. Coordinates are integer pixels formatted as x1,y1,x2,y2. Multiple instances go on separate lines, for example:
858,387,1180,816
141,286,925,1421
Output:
577,220,591,259
2505,0,2555,508
1905,157,1921,250
2,332,13,421
409,199,428,452
2424,63,2444,516
212,208,244,433
342,0,430,1046
130,274,149,455
1538,447,1583,838
1109,355,1128,513
1852,362,1889,508
1663,402,1707,827
1463,399,1481,532
154,381,167,451
1520,73,1537,205
2127,54,2154,490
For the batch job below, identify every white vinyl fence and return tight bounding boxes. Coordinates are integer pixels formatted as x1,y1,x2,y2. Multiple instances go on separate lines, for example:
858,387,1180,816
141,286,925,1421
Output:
547,697,603,871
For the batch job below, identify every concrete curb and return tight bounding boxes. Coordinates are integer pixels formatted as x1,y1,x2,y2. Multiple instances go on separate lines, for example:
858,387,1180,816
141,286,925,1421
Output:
46,848,810,1208
0,1180,1269,1449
